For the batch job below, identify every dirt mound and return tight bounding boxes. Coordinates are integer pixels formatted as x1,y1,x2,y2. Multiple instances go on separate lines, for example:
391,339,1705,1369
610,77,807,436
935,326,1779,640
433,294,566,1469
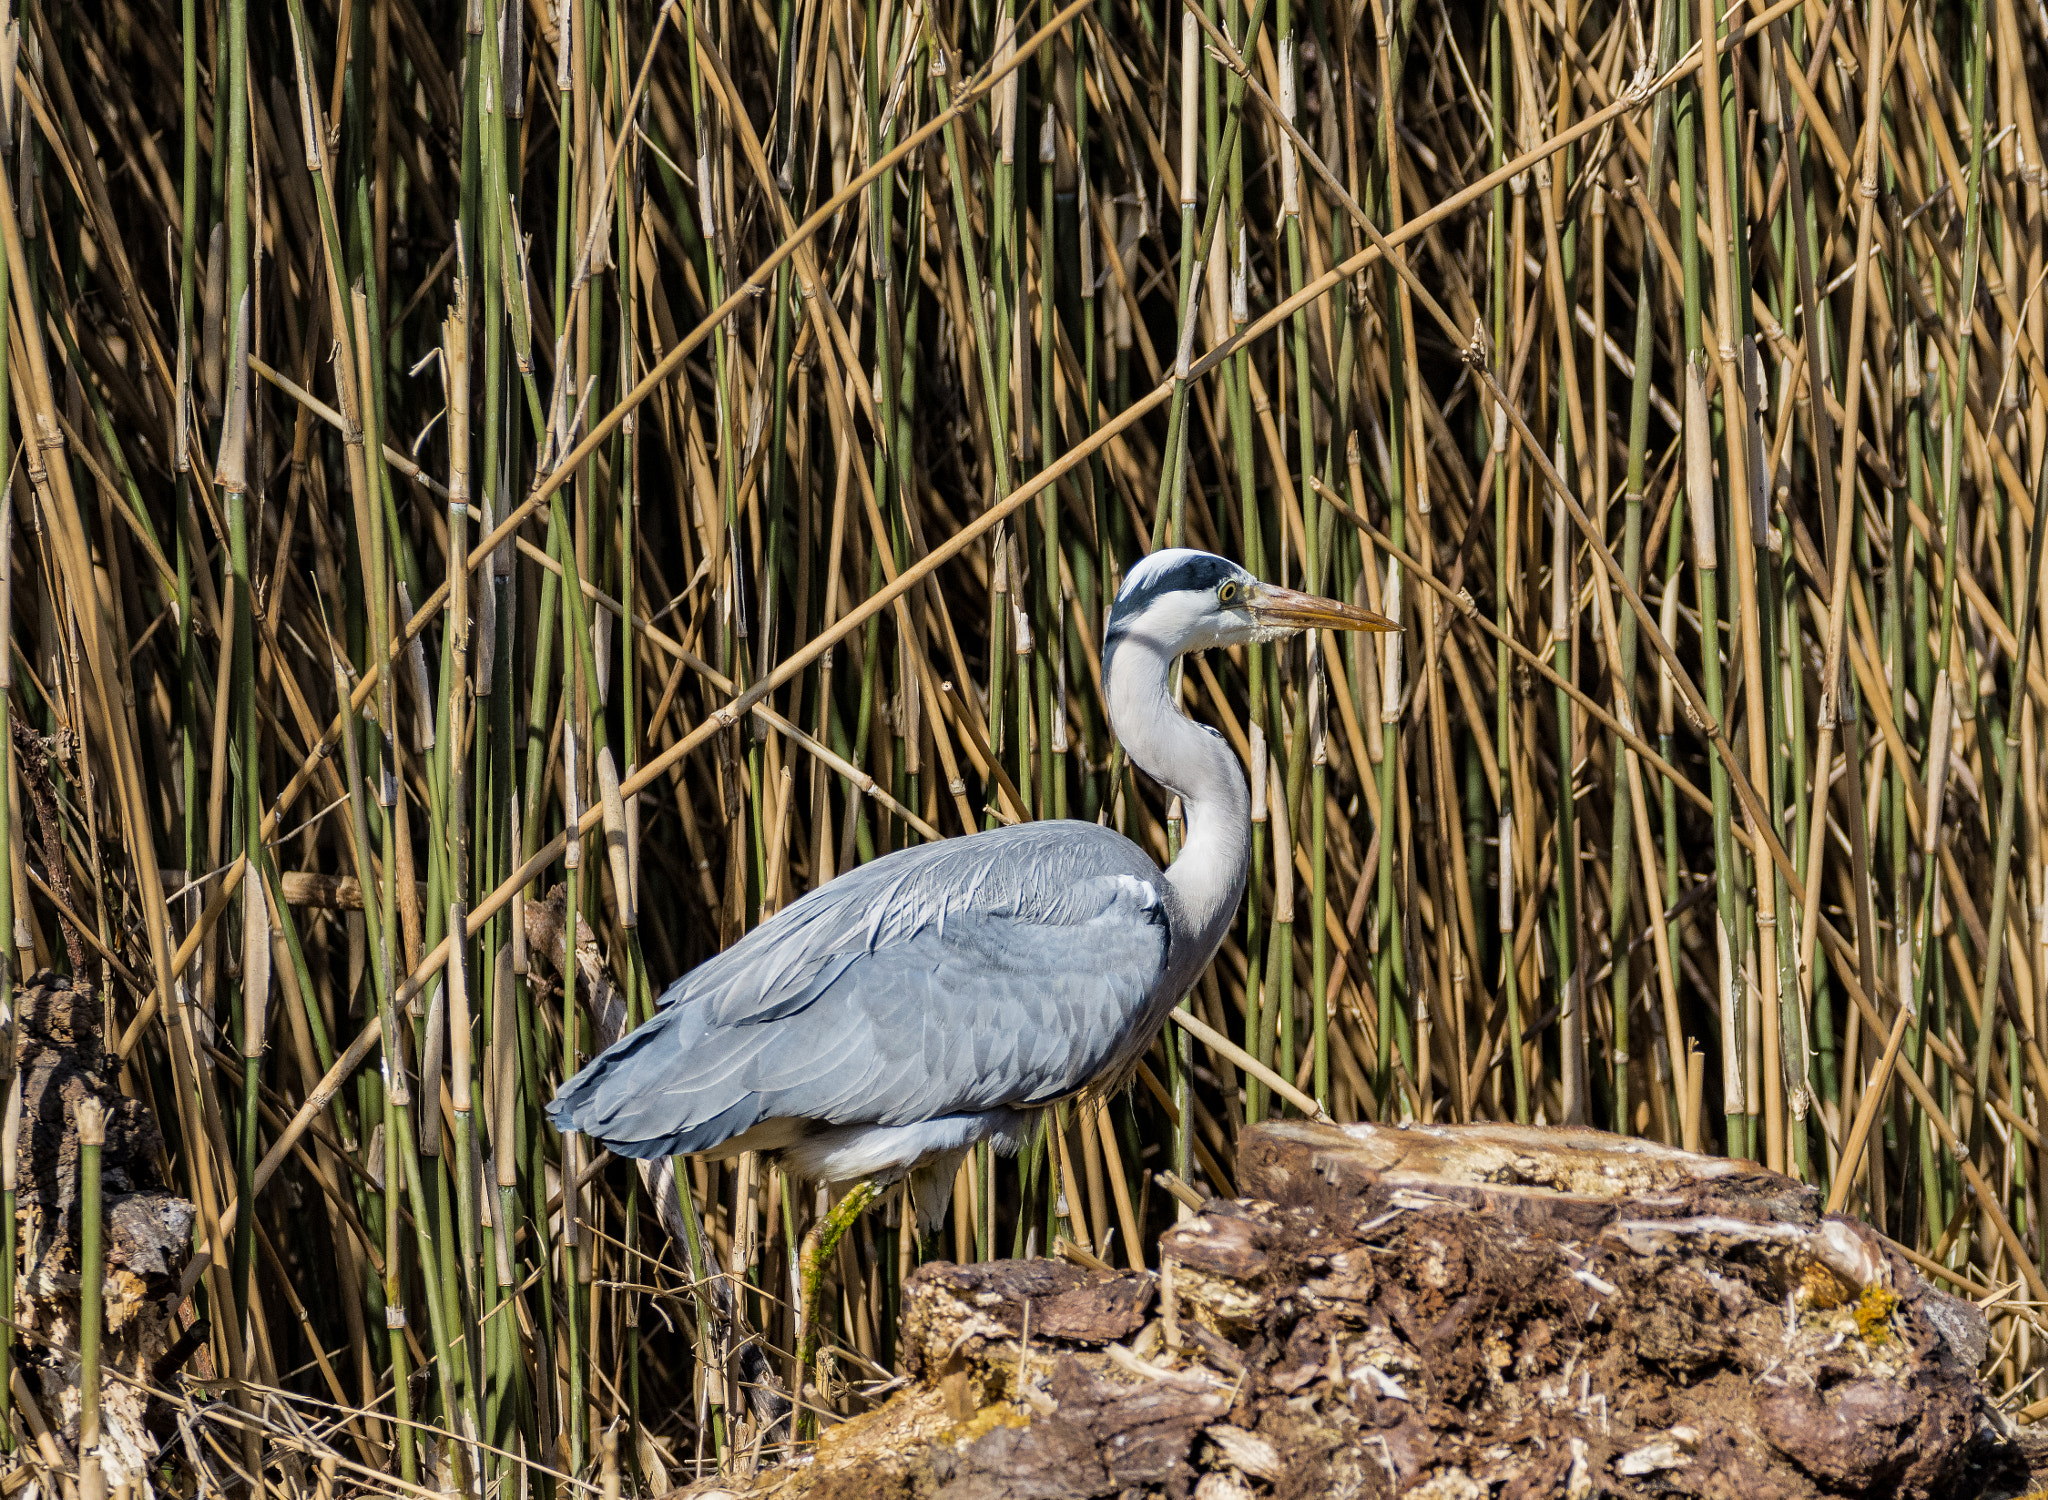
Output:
685,1121,2030,1499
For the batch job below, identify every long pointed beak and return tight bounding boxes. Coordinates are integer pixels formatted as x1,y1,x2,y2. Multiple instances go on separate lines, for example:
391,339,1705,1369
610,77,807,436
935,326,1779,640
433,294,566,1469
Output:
1247,581,1399,633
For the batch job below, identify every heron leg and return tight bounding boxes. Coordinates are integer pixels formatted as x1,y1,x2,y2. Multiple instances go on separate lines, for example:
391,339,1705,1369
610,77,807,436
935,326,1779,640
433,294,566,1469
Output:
794,1178,879,1432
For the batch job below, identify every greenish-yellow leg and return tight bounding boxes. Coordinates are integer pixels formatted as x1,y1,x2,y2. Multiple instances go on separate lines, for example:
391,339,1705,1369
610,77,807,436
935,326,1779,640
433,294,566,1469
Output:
795,1179,879,1437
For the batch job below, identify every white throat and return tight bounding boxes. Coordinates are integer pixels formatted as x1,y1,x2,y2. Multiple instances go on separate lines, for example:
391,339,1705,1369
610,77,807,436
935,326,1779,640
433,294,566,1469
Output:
1102,625,1249,982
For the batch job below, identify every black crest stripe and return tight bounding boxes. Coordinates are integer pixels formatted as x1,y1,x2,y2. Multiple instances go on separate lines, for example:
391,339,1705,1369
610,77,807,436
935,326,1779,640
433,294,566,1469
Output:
1107,554,1237,637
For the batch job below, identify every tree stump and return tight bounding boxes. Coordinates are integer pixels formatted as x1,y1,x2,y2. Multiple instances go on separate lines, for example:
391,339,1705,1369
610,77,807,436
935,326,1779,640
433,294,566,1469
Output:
681,1120,2028,1499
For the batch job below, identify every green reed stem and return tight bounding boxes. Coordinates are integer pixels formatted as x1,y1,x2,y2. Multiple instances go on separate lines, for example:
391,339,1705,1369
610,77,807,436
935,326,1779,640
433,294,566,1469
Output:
77,1099,106,1490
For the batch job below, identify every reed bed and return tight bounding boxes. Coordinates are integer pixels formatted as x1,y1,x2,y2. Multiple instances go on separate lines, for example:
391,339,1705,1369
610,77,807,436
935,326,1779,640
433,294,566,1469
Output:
0,0,2043,1489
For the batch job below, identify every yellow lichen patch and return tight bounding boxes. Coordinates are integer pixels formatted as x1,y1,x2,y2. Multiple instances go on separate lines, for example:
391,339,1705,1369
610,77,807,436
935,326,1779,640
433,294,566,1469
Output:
1853,1286,1900,1345
1799,1260,1852,1311
945,1402,1031,1446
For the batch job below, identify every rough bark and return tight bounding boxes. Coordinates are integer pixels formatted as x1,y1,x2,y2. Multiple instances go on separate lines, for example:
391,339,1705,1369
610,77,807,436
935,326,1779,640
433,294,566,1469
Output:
680,1120,2033,1500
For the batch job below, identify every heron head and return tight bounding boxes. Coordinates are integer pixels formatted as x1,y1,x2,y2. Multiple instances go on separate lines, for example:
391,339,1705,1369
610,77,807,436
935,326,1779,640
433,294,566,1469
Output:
1105,548,1398,656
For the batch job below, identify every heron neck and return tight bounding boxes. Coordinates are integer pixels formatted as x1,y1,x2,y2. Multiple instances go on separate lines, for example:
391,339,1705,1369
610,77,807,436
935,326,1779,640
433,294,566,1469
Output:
1104,630,1249,963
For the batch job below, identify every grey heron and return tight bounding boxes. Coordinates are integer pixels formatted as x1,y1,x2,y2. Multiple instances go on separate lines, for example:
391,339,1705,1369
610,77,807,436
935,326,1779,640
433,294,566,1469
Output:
548,548,1393,1310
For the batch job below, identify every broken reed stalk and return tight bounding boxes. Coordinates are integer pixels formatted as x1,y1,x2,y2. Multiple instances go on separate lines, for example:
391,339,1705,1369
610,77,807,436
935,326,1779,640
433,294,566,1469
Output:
1,0,2046,1485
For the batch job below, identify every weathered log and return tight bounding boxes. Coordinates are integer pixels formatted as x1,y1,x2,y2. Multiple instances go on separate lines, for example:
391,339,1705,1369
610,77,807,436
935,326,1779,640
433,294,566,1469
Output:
680,1120,2031,1500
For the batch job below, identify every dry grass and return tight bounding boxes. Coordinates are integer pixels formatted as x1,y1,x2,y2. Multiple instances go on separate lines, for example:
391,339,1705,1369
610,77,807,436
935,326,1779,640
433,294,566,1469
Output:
0,0,2045,1489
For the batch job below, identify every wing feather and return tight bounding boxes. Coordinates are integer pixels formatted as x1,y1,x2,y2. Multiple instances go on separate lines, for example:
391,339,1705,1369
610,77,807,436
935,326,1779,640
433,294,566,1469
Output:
547,823,1173,1159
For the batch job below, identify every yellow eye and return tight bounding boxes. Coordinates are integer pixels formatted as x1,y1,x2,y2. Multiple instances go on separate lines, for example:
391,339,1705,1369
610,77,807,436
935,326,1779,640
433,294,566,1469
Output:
1218,581,1238,603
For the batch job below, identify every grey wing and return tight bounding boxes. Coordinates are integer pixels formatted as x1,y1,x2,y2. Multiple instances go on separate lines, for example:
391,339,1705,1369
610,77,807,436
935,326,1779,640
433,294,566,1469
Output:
545,823,1172,1158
